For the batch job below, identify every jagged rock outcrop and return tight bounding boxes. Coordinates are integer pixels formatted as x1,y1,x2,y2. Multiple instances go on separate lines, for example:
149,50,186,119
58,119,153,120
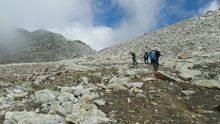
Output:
0,29,96,64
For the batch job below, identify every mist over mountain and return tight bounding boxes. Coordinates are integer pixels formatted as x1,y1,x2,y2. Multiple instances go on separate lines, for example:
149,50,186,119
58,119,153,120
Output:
0,28,96,64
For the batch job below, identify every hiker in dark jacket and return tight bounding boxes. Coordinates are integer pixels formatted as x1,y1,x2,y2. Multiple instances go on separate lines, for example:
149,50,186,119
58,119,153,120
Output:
130,52,138,65
155,49,161,70
143,51,149,64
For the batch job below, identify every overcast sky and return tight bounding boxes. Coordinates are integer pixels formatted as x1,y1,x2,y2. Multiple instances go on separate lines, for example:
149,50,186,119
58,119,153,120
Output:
0,0,220,51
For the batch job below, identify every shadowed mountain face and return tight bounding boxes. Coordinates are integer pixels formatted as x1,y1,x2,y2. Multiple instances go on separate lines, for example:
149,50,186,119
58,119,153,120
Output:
0,29,96,64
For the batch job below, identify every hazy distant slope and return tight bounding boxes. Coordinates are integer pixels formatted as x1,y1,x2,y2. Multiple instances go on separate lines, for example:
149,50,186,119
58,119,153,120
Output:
0,29,96,64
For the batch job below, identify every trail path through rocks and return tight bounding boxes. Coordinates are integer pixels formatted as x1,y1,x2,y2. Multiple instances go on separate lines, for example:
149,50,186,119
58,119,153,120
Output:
0,62,219,124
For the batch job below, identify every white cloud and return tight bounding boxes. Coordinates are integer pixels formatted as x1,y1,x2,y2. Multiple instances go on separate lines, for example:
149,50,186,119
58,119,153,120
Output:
112,0,164,41
0,0,164,51
0,0,93,29
199,0,220,14
52,24,114,51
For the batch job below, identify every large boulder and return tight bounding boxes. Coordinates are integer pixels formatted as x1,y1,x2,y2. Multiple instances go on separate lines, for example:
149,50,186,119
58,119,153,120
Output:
108,76,130,86
178,73,194,81
214,74,220,81
154,71,184,83
35,89,58,103
7,89,28,101
193,80,220,89
123,70,136,77
154,71,175,81
60,87,72,93
178,68,201,81
72,84,84,96
4,112,63,124
181,90,196,96
81,76,89,84
107,83,128,91
72,84,94,97
58,92,77,103
127,82,144,88
66,108,109,124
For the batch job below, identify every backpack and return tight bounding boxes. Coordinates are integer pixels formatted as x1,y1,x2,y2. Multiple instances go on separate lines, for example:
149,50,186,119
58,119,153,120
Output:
149,51,156,60
132,53,136,58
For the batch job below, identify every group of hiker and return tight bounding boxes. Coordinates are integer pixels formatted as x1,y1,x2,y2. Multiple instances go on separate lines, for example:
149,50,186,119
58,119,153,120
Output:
130,49,161,71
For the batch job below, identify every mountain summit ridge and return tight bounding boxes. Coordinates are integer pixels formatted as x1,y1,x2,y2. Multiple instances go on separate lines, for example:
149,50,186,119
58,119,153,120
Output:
0,28,96,64
83,9,220,64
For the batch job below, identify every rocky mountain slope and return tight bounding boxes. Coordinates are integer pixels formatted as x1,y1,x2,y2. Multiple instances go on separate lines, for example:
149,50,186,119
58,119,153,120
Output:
0,9,220,124
0,29,96,64
82,9,220,65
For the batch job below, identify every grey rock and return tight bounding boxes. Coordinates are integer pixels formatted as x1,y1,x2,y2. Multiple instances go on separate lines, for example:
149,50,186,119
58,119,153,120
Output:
107,83,127,91
4,112,64,124
136,93,146,98
0,81,10,87
49,101,61,111
93,99,106,106
18,117,62,124
108,77,130,86
3,119,17,124
93,73,102,78
7,89,28,101
71,102,81,113
33,75,49,85
66,108,109,124
178,73,193,81
181,90,196,96
35,89,57,103
58,92,77,103
72,84,84,96
81,76,89,84
124,70,136,77
177,67,201,81
61,102,74,114
142,77,156,81
193,80,220,89
101,77,109,83
154,71,184,83
96,83,107,89
60,87,72,93
214,74,220,81
132,68,149,75
215,95,220,100
127,82,144,88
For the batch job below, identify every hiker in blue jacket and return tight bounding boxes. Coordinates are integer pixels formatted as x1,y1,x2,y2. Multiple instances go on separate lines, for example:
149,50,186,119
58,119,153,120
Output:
149,50,157,70
149,49,161,71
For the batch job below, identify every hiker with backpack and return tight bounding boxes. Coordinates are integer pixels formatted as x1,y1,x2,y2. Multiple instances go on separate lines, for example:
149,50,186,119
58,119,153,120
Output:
149,50,157,70
149,48,161,71
155,49,161,70
130,52,138,65
143,51,149,64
